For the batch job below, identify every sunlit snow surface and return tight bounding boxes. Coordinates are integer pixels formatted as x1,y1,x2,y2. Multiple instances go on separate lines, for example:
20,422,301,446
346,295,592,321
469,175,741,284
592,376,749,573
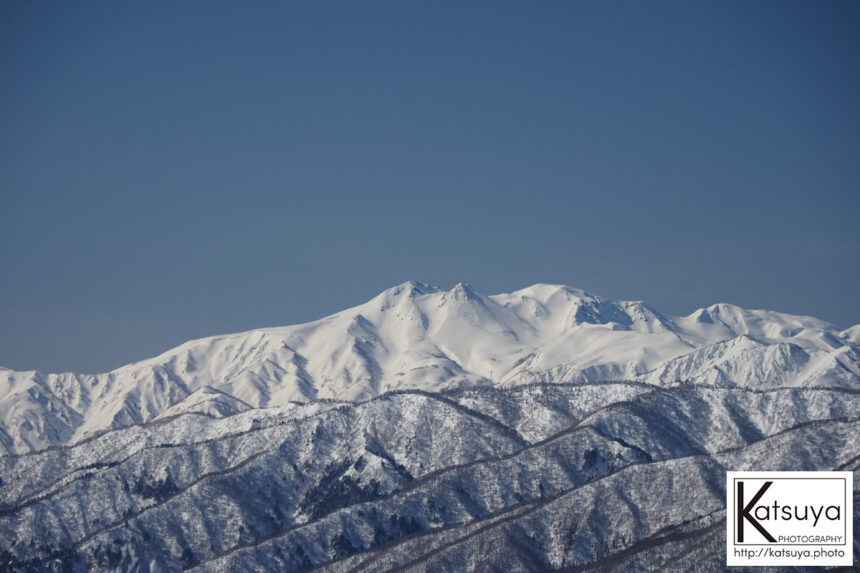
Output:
0,283,857,571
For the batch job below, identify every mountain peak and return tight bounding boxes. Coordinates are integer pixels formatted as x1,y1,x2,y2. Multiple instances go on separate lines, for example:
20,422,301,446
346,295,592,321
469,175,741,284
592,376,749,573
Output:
447,282,482,301
508,283,598,303
387,280,439,298
0,281,856,456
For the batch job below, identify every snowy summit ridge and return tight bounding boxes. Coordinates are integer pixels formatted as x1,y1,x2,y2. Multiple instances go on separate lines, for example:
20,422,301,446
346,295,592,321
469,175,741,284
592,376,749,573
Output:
0,281,858,455
0,282,858,572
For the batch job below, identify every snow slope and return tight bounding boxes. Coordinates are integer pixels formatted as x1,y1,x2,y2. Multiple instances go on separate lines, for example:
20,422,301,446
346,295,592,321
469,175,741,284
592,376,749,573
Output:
0,383,856,571
0,282,857,455
0,282,858,571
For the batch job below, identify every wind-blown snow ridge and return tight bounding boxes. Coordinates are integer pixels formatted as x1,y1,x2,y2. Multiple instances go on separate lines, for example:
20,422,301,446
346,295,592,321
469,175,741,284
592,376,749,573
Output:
0,281,857,455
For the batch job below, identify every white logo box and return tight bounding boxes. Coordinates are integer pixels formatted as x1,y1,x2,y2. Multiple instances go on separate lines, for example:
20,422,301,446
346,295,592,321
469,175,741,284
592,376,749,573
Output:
726,471,853,567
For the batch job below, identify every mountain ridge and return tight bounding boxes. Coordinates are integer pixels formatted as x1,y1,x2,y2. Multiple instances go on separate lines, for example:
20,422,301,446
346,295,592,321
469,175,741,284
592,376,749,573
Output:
0,283,857,571
1,381,856,571
1,282,857,455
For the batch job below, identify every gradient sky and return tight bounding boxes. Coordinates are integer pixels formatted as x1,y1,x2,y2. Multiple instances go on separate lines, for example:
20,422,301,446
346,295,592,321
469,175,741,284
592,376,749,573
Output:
2,1,859,373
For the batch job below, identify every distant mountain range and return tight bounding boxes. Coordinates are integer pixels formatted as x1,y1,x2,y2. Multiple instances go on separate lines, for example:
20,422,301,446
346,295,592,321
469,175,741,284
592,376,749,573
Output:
1,283,857,571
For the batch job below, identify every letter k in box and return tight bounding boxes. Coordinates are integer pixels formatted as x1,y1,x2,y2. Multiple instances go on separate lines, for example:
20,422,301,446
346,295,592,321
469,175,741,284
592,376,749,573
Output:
726,471,853,567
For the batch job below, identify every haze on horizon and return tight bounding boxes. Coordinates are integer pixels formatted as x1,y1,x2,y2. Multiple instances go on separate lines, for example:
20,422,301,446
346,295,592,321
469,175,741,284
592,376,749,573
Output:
1,0,859,373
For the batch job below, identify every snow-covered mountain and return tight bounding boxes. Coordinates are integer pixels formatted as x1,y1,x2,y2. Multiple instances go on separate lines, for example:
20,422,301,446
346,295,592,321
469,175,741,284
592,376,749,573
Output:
0,382,857,571
0,283,858,571
1,282,858,455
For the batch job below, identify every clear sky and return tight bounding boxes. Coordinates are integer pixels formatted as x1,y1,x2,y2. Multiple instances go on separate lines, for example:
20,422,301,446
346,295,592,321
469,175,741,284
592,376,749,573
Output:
2,1,859,373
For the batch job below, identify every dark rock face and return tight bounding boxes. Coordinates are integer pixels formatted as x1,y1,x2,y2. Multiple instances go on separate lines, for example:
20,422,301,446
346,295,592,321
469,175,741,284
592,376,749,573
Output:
0,382,857,572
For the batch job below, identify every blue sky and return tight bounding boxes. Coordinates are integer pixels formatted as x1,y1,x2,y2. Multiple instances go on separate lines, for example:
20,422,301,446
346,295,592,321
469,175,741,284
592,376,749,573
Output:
2,1,858,373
